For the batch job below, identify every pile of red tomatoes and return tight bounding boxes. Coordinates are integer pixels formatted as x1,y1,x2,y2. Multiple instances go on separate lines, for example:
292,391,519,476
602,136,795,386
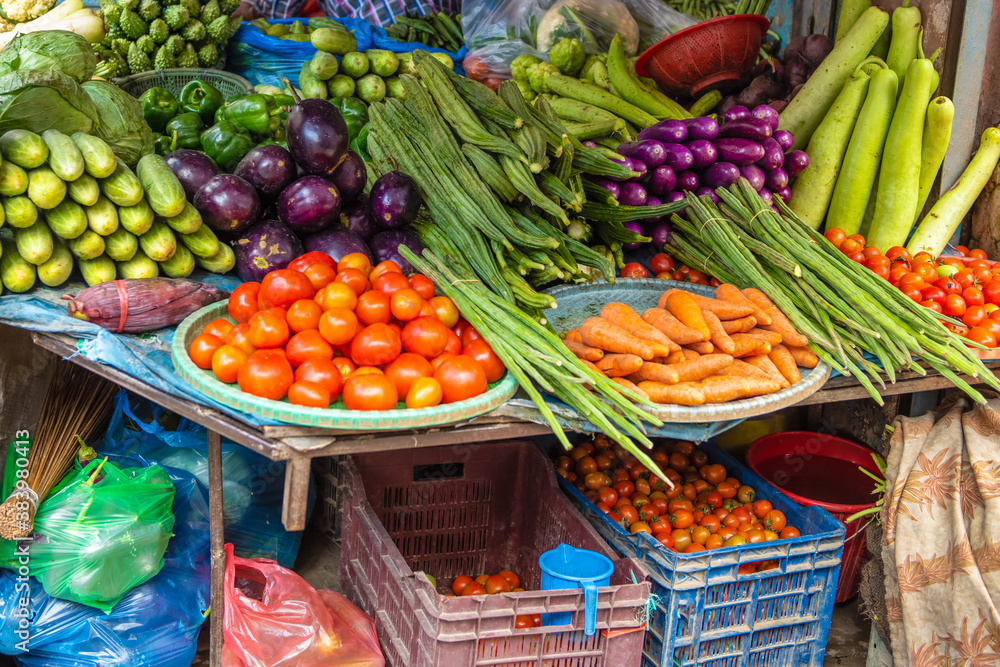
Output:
824,228,1000,348
187,251,505,410
619,252,720,287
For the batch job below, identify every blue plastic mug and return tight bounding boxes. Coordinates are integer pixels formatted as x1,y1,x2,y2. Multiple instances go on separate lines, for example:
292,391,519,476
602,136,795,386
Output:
538,543,614,636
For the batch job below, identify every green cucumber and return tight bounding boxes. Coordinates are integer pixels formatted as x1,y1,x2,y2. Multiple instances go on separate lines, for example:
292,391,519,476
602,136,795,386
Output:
138,219,177,261
0,130,48,169
117,247,159,279
159,241,195,277
103,226,138,262
71,132,117,178
44,199,89,239
67,173,100,206
119,198,154,235
100,159,145,207
67,229,105,260
13,219,53,265
27,167,66,210
0,237,35,292
85,195,119,236
299,61,328,100
178,222,219,258
194,242,235,273
160,201,202,234
136,153,186,217
0,161,27,196
3,196,37,229
41,130,86,182
78,254,117,286
37,238,73,287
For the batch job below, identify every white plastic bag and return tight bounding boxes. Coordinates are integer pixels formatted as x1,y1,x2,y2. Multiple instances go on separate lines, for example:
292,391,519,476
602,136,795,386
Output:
461,0,547,80
535,0,639,54
622,0,698,52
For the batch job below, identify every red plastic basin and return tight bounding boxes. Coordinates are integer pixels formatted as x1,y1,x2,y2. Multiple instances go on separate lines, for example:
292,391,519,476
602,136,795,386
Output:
747,432,882,603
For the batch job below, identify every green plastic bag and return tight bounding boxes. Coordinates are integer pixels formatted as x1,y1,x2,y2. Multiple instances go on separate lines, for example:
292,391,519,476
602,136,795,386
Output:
5,457,176,612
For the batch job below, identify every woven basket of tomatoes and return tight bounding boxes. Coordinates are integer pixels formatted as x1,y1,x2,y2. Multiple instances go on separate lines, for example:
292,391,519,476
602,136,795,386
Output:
172,251,517,429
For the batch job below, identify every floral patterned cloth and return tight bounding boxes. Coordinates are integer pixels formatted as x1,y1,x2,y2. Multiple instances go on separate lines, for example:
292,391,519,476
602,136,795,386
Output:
882,394,1000,666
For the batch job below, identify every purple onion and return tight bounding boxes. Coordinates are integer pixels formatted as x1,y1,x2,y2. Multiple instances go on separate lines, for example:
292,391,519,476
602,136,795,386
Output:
785,150,810,178
758,189,773,204
619,182,648,207
646,220,672,247
724,105,751,123
773,130,794,151
628,158,648,182
677,170,699,191
645,165,676,196
638,119,687,143
641,196,662,225
740,164,766,191
686,139,717,170
695,186,720,204
582,140,598,148
774,186,792,201
591,178,620,200
622,221,645,250
765,167,789,190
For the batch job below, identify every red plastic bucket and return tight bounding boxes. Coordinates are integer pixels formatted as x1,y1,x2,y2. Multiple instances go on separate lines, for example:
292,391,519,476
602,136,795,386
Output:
746,432,882,603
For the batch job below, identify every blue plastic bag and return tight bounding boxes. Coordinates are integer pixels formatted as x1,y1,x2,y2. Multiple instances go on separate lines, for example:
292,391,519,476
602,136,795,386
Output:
0,456,209,667
226,17,374,89
102,391,313,568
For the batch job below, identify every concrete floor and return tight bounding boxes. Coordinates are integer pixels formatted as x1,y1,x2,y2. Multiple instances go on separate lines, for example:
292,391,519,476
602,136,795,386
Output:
824,598,872,667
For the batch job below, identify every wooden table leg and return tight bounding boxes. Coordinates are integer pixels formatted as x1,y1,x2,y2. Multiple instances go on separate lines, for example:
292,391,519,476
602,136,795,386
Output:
208,429,224,667
281,455,311,531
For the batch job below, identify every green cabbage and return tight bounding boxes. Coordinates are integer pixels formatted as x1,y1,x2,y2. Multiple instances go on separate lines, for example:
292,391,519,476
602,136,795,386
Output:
82,80,154,166
0,30,96,83
0,69,99,135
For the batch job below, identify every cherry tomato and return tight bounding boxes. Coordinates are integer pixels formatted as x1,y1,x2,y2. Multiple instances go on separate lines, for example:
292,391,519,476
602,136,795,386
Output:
935,276,962,295
980,280,1000,306
752,500,773,519
620,262,648,278
228,282,261,323
839,238,861,254
824,228,846,249
967,326,998,348
401,316,451,359
314,282,358,311
885,246,911,263
369,260,402,282
408,274,435,300
963,305,987,328
335,268,371,296
238,350,294,400
211,344,247,384
953,245,970,256
429,296,459,328
650,253,675,275
434,355,488,403
913,251,935,264
318,307,359,346
303,263,337,291
897,272,926,291
391,288,424,322
294,358,344,398
846,251,866,264
943,294,968,317
287,251,337,273
248,307,290,349
888,266,909,285
339,252,372,277
980,317,1000,339
373,271,411,296
763,510,787,532
342,374,398,410
968,248,989,260
189,333,223,369
287,381,330,408
913,262,937,281
258,269,315,310
955,268,978,289
864,256,891,271
286,299,323,333
780,526,800,539
462,339,505,382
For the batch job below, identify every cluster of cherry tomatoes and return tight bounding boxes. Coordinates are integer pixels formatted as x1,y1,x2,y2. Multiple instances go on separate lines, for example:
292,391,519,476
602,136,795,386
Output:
448,570,541,628
555,436,798,567
619,253,721,287
187,251,506,411
824,228,1000,348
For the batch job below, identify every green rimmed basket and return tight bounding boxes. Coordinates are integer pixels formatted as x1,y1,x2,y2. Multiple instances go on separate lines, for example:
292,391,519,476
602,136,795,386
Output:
115,68,254,101
172,302,518,429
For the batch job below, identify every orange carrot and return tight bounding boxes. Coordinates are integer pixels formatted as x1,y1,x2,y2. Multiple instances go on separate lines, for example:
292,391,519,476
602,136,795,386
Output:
633,355,732,384
769,344,802,385
564,339,604,362
686,341,715,355
719,359,773,380
665,350,686,364
664,291,710,340
716,284,772,326
741,288,775,310
700,377,782,403
580,359,607,377
637,381,706,405
565,329,583,343
581,318,658,360
788,345,819,368
702,310,736,354
612,377,649,400
760,307,809,347
659,288,754,320
743,328,784,346
729,334,772,357
682,349,702,361
743,354,789,387
641,308,706,344
600,302,680,353
721,315,757,334
596,353,644,377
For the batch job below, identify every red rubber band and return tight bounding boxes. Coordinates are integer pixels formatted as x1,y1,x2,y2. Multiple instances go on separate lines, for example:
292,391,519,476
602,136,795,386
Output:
114,280,129,334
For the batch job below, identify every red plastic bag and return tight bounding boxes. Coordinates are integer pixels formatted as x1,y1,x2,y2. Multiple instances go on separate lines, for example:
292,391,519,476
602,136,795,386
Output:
221,544,384,667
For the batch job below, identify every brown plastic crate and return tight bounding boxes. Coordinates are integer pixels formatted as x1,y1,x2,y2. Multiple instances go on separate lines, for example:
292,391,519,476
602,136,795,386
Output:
341,440,651,667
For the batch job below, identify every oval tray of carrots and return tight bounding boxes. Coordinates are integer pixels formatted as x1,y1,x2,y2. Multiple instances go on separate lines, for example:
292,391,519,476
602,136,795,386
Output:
545,279,831,423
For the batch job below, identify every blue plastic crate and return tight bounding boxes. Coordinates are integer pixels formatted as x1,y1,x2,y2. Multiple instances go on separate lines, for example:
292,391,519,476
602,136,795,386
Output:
559,440,845,667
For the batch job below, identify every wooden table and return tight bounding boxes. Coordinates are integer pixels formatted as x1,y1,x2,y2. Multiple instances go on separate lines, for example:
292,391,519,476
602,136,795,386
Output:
25,329,1000,667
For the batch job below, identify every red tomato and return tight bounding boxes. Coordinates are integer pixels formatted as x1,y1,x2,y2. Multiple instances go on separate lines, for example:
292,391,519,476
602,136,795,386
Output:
460,326,483,348
318,307,359,346
846,251,866,264
862,246,882,259
429,296,459,328
224,323,257,356
650,253,675,275
390,288,424,322
286,329,335,367
202,319,234,340
430,352,455,371
228,282,261,323
901,285,922,303
444,328,462,355
402,316,451,358
869,264,890,280
824,228,847,248
968,326,998,348
968,248,990,260
339,252,372,277
889,266,909,285
331,357,357,381
384,352,434,397
373,271,411,296
935,276,962,295
620,262,648,278
351,323,402,367
211,344,247,384
433,355,488,403
342,374,399,410
248,308,290,348
303,263,337,291
286,299,323,333
943,294,968,317
369,260,402,282
865,256,891,271
462,339,506,382
258,270,315,309
354,290,390,326
294,358,344,399
913,262,937,281
287,251,337,273
885,246,911,263
981,280,1000,306
335,268,371,296
921,300,943,313
954,245,970,256
898,272,926,291
920,285,947,304
408,274,435,300
839,238,861,254
314,282,358,311
955,268,978,289
963,287,985,306
287,381,330,408
963,305,987,328
238,350,294,400
189,333,223,369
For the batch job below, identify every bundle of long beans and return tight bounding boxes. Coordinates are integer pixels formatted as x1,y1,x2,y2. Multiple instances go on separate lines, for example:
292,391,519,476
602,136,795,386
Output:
664,180,1000,404
401,245,666,468
661,0,772,22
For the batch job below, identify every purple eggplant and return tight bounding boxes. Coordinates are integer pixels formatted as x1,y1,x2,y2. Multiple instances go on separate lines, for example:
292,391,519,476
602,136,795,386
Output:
304,225,373,263
765,167,789,190
622,221,645,251
628,158,648,182
286,96,350,177
194,174,261,236
758,189,773,204
581,140,598,147
684,116,719,141
646,220,671,247
330,150,367,202
232,219,303,282
785,150,810,178
662,143,694,172
608,155,631,181
716,138,766,165
740,164,766,191
166,150,220,200
645,165,676,196
590,178,620,200
774,186,792,201
370,227,424,274
278,175,342,234
718,117,772,141
695,186,719,204
758,138,785,170
751,105,781,131
617,140,667,168
664,190,687,205
701,162,740,189
619,182,648,207
686,139,717,170
773,130,794,151
340,194,378,239
723,105,751,123
637,119,688,144
233,145,297,200
676,170,700,192
370,170,422,229
641,196,663,225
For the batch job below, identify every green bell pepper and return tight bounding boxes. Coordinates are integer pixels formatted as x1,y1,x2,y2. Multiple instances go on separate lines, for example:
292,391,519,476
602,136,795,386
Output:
331,97,368,144
165,112,204,150
216,93,282,135
200,121,254,171
153,131,178,156
349,122,370,162
139,87,179,133
180,80,225,125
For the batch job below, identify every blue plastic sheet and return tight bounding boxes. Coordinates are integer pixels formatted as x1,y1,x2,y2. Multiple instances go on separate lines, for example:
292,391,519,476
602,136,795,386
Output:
0,456,209,667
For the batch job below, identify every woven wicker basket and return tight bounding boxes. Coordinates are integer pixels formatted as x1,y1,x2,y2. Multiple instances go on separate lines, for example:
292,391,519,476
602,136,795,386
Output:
114,67,253,100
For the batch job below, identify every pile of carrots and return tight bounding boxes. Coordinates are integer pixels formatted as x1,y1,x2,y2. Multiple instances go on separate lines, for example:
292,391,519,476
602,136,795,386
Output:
562,285,819,405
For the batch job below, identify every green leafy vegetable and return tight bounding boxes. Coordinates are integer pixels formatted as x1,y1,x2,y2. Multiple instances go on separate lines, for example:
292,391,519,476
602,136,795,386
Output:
0,69,99,135
82,80,154,166
0,30,96,83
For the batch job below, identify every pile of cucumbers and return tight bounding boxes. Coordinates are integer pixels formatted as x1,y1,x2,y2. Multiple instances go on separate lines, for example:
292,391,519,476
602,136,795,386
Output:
0,129,233,294
300,45,455,104
245,16,357,45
